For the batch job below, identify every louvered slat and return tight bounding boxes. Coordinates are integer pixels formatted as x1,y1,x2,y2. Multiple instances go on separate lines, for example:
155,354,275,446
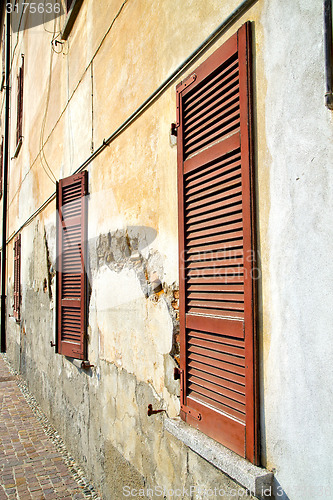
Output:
184,144,244,323
183,56,240,159
187,329,246,420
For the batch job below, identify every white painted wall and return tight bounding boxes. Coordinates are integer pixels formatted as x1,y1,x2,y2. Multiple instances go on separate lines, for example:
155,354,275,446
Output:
262,1,333,498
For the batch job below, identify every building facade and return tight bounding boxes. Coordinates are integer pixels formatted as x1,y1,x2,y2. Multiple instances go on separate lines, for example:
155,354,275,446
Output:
0,0,332,499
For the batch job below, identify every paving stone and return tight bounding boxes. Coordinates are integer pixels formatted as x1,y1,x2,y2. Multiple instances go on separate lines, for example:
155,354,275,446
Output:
0,355,101,500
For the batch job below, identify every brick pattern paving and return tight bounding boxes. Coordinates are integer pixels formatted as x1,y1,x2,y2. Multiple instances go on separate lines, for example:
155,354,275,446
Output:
0,355,97,500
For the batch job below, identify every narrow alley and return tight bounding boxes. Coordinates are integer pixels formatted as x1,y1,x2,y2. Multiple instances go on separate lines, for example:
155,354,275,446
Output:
0,355,99,500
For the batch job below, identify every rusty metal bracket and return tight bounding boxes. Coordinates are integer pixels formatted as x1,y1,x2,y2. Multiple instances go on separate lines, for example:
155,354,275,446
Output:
181,405,202,421
147,404,166,416
81,361,94,370
170,123,177,137
177,73,197,93
50,341,56,347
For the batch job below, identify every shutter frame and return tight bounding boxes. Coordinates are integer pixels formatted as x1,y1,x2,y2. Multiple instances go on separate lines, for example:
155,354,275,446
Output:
177,22,258,463
57,170,88,360
13,234,21,322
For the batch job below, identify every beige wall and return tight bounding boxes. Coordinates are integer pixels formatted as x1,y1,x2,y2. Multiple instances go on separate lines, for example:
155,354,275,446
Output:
1,1,332,499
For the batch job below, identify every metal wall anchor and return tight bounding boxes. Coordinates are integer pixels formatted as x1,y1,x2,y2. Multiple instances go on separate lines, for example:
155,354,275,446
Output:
147,404,166,416
81,361,94,370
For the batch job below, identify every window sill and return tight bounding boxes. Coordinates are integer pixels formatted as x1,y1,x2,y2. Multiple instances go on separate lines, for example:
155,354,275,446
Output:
61,0,83,40
164,417,273,499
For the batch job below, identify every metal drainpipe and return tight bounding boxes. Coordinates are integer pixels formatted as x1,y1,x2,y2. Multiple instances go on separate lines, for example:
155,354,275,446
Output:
1,10,10,352
325,0,333,109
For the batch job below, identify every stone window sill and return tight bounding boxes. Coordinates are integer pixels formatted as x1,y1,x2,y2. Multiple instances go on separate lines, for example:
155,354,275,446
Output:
164,417,273,499
61,0,83,41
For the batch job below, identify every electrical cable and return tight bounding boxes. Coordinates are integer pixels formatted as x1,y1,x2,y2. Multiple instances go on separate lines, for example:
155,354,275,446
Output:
8,0,129,207
0,4,25,123
5,0,258,245
39,14,59,185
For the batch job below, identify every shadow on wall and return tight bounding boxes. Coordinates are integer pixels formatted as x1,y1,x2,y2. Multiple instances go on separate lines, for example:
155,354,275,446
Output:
271,478,291,500
55,223,159,296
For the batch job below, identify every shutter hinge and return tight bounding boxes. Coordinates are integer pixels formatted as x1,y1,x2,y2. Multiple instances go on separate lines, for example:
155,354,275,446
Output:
177,73,197,93
181,405,202,421
176,73,197,127
170,122,178,137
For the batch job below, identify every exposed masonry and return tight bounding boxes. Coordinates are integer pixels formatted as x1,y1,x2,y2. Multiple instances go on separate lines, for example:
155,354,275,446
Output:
93,229,180,363
2,354,101,500
43,228,55,301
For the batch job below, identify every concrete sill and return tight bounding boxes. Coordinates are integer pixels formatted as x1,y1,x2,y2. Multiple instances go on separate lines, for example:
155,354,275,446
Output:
61,0,83,41
164,417,273,499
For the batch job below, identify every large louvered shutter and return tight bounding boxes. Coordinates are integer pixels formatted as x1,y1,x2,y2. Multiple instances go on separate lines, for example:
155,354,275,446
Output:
177,23,258,463
13,234,21,321
57,171,87,360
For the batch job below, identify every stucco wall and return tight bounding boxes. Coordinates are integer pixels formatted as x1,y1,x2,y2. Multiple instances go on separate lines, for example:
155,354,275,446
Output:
261,1,333,499
1,0,333,499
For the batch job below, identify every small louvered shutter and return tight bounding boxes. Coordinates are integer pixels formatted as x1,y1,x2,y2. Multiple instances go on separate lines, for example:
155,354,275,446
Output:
177,23,257,463
57,171,87,360
13,234,21,321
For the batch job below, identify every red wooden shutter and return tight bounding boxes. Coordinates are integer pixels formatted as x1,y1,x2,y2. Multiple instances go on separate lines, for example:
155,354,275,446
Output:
177,23,258,463
57,171,87,360
16,57,24,146
13,234,21,321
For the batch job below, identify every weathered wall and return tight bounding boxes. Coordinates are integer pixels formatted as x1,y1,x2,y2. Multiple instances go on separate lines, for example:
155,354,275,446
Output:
260,1,333,499
3,1,265,498
2,0,333,499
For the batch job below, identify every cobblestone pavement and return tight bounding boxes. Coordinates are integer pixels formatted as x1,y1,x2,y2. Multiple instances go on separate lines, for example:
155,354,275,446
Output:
0,354,100,500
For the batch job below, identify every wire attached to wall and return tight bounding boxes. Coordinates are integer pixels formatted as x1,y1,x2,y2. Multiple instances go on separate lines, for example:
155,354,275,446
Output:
39,15,59,185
